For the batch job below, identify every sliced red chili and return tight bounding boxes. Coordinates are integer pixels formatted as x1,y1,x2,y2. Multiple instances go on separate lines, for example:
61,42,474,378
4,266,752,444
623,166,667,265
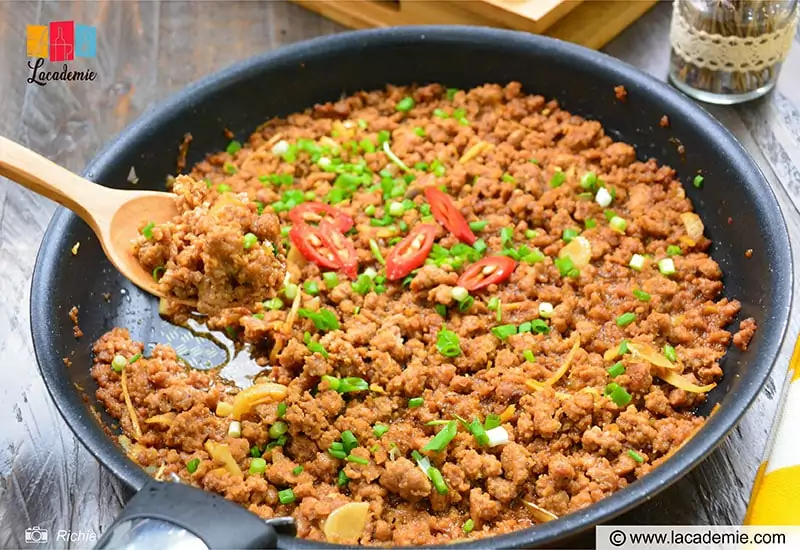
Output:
457,256,517,291
385,224,438,281
318,220,358,279
289,202,353,233
290,223,341,270
424,187,476,245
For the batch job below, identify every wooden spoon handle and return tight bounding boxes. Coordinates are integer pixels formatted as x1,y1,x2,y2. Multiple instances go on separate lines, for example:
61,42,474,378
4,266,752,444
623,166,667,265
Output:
0,136,113,225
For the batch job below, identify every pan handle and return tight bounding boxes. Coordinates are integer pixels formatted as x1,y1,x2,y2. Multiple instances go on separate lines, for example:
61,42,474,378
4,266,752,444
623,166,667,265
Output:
94,480,296,550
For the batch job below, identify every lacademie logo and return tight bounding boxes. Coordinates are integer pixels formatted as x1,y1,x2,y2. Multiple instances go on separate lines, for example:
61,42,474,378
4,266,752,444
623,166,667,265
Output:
26,21,98,86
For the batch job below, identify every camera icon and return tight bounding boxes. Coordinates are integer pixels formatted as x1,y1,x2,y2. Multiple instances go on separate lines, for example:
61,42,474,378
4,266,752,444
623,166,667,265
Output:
25,526,48,544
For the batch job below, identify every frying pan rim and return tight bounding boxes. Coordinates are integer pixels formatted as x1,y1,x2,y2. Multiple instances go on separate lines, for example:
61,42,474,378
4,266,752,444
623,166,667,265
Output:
30,25,793,549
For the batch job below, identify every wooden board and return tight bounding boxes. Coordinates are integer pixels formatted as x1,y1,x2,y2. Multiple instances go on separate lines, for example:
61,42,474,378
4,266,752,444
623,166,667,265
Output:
290,0,658,49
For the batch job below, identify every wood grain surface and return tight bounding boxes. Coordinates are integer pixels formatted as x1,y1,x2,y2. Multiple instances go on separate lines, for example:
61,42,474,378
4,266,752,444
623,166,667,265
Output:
0,2,798,549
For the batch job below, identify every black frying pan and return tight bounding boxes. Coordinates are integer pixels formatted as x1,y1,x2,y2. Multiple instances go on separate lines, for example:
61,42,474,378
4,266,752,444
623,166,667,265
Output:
30,27,793,549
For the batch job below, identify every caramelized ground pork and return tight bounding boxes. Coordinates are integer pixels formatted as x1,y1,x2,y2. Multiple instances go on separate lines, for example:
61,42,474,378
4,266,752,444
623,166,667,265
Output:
94,82,753,545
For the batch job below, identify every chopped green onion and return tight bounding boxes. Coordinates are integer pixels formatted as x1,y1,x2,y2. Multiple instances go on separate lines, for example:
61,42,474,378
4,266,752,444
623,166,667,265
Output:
422,420,458,452
629,254,645,271
469,220,488,232
346,454,369,465
359,138,376,153
562,228,579,242
436,326,461,357
473,239,487,254
341,430,358,453
435,304,447,317
554,256,580,278
409,397,424,408
550,171,566,188
228,420,242,439
269,421,288,439
491,324,517,340
396,96,415,112
278,488,295,505
337,469,349,486
693,174,704,188
249,457,267,474
388,201,405,217
373,424,389,438
538,302,554,318
658,258,676,275
303,280,320,296
619,340,630,355
152,266,165,282
323,272,340,289
628,449,644,463
595,187,613,207
369,239,386,265
463,519,475,534
616,312,636,327
523,349,535,363
522,249,546,264
322,374,342,391
141,221,155,239
463,418,489,446
604,209,617,222
223,163,237,175
250,445,262,457
581,171,598,190
609,216,628,233
428,466,449,494
284,283,298,300
413,127,425,137
292,465,304,475
430,159,446,177
446,88,460,100
129,353,142,364
487,297,500,311
226,140,242,155
502,173,516,184
518,321,532,333
303,331,328,358
585,218,597,229
298,308,339,331
607,362,626,377
666,245,682,256
664,344,677,363
351,274,374,295
324,376,369,393
484,414,501,430
525,229,538,239
500,227,514,246
383,141,410,172
364,204,377,216
632,289,651,302
111,355,127,372
277,402,287,418
451,286,469,302
264,297,284,310
186,458,200,473
529,319,550,334
458,296,475,312
605,383,632,407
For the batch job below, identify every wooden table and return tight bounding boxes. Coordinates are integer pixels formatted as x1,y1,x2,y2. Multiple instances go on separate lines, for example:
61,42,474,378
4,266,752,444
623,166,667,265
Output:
1,2,798,548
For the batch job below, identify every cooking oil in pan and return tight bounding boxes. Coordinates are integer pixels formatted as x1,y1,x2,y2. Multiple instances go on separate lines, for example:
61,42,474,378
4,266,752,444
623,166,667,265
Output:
149,316,270,389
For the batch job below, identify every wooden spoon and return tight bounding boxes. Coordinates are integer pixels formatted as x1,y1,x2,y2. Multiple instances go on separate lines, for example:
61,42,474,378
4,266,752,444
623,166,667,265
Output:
0,136,180,301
